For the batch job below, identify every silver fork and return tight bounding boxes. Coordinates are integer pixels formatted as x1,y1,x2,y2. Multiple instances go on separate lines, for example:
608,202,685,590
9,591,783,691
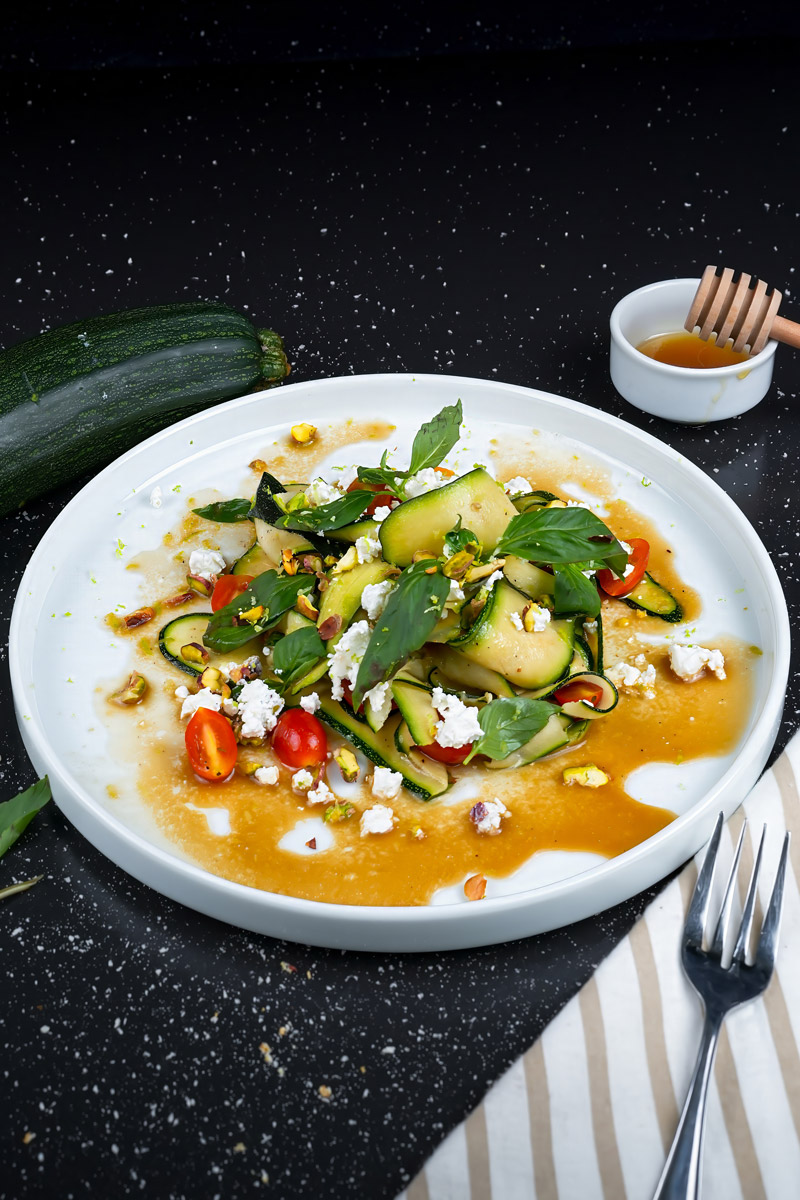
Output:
653,812,790,1200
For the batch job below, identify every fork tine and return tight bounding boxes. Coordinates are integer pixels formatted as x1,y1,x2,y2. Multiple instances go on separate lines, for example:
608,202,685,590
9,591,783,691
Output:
731,825,766,964
685,812,724,949
711,820,747,957
756,832,791,973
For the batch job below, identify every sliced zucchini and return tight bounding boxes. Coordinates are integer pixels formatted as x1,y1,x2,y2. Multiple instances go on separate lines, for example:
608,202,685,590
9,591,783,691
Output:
158,612,212,676
379,468,517,566
485,712,573,770
232,542,272,576
512,489,560,514
426,609,462,644
316,559,395,646
551,672,618,720
288,657,330,695
276,609,317,635
572,635,593,673
391,678,438,746
253,515,314,566
621,572,683,623
452,580,575,689
316,695,449,800
502,555,555,599
327,518,379,544
428,643,516,698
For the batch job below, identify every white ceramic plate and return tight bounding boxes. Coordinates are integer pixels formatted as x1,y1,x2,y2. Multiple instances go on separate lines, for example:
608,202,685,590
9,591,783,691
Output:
9,374,789,951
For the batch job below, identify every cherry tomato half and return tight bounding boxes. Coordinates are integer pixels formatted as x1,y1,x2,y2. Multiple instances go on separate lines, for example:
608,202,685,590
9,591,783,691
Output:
211,574,254,612
272,708,328,768
596,537,650,598
552,680,605,708
346,479,394,517
418,740,473,764
185,707,238,782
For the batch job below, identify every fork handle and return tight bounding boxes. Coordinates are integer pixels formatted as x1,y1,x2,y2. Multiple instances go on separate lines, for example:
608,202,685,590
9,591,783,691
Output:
652,1011,723,1200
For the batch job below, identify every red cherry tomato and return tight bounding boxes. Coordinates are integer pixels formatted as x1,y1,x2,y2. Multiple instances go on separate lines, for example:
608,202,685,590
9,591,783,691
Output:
272,708,328,768
418,740,473,764
185,707,238,782
552,680,605,707
346,479,394,517
211,574,254,612
596,537,650,598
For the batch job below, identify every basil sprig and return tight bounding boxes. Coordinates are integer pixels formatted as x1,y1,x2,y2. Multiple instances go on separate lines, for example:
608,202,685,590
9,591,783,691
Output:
352,561,450,708
553,564,602,617
463,698,557,764
272,626,326,684
495,507,627,577
407,398,463,476
275,489,372,533
192,498,253,523
203,570,314,651
443,517,481,557
0,777,51,862
357,450,403,494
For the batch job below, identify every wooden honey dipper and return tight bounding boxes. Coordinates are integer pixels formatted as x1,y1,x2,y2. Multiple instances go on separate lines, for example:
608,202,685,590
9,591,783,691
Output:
685,265,800,355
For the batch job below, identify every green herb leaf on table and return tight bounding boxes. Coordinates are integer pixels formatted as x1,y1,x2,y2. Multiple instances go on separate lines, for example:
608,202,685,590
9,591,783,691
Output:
495,507,627,576
272,626,326,684
204,571,314,652
553,564,601,617
0,777,52,861
275,490,373,533
463,698,557,764
192,498,253,523
352,561,450,708
407,399,463,476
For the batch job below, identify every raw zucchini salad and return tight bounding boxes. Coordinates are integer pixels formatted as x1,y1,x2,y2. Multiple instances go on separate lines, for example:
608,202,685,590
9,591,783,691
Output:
109,402,750,906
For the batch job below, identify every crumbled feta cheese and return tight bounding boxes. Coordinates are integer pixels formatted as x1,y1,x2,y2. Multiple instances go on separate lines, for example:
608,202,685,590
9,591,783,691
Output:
306,477,342,506
565,499,589,509
328,620,371,700
221,697,239,717
236,679,284,739
300,692,321,714
469,798,509,835
503,476,532,496
331,464,359,491
292,769,314,791
447,579,465,605
371,505,393,523
403,468,443,498
619,541,633,554
483,570,504,590
361,579,397,621
371,766,403,800
149,485,163,508
509,611,524,631
254,766,279,786
355,533,382,564
188,548,226,579
583,619,598,634
360,804,396,835
431,687,483,748
364,682,393,729
606,660,657,697
526,604,551,633
307,780,333,806
669,644,726,682
180,687,223,719
174,685,190,700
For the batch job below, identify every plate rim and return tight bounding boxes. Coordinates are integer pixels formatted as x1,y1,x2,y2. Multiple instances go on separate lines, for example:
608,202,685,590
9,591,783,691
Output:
9,372,790,944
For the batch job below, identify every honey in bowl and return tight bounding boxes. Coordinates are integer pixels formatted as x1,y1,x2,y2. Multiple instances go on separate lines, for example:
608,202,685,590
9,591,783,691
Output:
636,329,750,369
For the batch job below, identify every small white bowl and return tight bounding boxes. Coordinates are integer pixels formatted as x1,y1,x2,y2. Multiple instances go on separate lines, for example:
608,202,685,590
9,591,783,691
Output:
609,278,778,424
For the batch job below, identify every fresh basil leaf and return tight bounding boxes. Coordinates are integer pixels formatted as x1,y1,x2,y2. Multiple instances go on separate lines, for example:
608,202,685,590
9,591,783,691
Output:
352,561,450,708
443,517,481,557
203,570,314,651
0,777,51,861
192,498,253,523
357,450,405,494
249,472,287,525
276,490,372,533
553,564,601,617
407,399,463,476
272,626,326,683
495,507,627,575
463,698,557,763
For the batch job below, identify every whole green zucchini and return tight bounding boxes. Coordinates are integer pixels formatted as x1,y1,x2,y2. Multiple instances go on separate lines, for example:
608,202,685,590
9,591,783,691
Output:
0,301,290,515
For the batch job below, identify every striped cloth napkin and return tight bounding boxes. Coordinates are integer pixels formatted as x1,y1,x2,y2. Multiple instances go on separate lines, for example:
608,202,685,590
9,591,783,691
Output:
399,735,800,1200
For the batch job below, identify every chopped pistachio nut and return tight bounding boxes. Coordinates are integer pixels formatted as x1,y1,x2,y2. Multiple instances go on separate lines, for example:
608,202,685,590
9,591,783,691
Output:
323,801,355,823
239,605,265,624
186,574,214,597
249,458,268,472
332,546,358,574
562,763,610,788
334,748,359,782
111,671,148,706
199,666,232,697
290,422,317,444
181,642,209,666
281,548,298,575
296,592,319,621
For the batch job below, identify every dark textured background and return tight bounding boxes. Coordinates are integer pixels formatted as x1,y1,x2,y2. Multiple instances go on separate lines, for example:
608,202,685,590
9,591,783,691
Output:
1,10,799,1198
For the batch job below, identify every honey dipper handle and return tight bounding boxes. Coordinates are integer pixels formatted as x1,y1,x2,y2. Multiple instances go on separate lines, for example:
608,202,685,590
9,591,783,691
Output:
770,314,800,349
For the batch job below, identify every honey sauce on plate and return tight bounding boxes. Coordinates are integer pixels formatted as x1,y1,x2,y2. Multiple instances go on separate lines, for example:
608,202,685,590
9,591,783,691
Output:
101,421,757,907
637,329,750,369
